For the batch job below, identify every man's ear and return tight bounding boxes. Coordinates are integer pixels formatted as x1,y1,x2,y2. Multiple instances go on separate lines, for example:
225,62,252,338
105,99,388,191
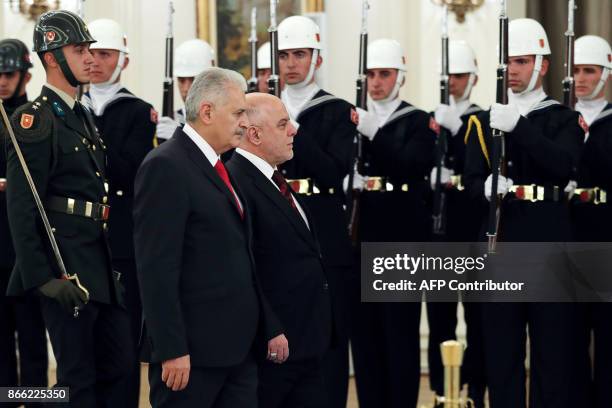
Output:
246,126,262,146
44,52,58,68
315,54,323,69
473,74,479,87
199,102,213,124
23,72,32,85
122,56,130,70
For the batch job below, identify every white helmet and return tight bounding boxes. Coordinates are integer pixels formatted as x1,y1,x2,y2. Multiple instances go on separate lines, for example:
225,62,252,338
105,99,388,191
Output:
257,42,271,70
509,18,551,57
575,35,612,69
89,19,129,53
575,35,611,100
367,39,406,71
278,16,322,51
175,39,215,78
367,38,406,103
509,18,550,95
449,40,477,74
88,18,129,86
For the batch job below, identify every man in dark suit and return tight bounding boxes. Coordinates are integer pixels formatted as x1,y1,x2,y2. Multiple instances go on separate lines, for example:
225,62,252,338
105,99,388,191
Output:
134,67,282,408
226,92,334,408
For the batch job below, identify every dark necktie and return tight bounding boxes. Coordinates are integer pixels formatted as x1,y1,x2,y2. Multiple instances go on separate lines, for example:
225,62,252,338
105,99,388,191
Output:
214,160,244,219
272,170,299,214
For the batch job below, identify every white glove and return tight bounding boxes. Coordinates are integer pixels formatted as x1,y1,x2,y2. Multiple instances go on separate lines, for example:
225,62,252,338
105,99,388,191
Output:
564,180,577,197
156,116,180,141
434,104,463,136
356,107,380,141
484,174,514,201
343,173,367,193
430,166,454,190
490,103,521,133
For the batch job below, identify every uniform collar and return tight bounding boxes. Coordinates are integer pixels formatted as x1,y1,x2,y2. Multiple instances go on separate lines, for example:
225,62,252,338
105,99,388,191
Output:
45,83,76,109
370,97,402,127
282,82,320,119
88,82,123,115
576,98,607,127
508,86,547,116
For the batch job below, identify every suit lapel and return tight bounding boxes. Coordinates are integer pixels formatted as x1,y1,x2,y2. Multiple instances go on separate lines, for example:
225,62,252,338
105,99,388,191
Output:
234,154,318,251
176,130,243,219
42,87,91,140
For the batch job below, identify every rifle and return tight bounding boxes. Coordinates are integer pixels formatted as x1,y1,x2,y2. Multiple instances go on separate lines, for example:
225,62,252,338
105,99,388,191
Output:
347,0,369,245
432,5,450,236
162,0,175,118
487,0,509,254
247,7,259,93
0,101,89,318
267,0,281,97
562,0,577,108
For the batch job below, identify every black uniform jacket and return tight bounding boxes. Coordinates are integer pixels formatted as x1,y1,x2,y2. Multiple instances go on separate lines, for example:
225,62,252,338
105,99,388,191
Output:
464,97,584,242
360,101,437,242
5,86,116,303
83,88,156,261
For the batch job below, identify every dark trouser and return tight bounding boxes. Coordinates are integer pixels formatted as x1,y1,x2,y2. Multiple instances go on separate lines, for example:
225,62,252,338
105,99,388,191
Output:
351,302,422,408
41,297,132,407
426,301,457,396
573,302,612,408
322,265,351,408
462,302,486,408
258,357,326,408
482,302,576,408
149,355,257,408
112,259,141,408
0,273,48,408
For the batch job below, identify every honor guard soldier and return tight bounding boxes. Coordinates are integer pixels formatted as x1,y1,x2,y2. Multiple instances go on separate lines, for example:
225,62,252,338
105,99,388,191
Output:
156,39,215,141
351,38,435,407
83,18,157,407
276,15,355,408
463,19,583,408
570,35,612,408
256,42,273,93
0,38,49,400
4,10,131,406
426,40,486,408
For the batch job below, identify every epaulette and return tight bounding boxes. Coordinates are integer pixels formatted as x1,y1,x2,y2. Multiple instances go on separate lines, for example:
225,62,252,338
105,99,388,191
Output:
8,99,54,144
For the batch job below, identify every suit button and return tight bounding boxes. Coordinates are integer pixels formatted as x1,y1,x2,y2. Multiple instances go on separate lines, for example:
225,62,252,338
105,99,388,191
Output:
103,222,108,231
96,171,101,177
324,283,329,290
74,146,79,152
116,190,123,196
102,196,108,204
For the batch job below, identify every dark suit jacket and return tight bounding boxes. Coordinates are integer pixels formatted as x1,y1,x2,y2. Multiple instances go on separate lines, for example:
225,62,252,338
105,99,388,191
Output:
227,153,333,361
133,129,281,367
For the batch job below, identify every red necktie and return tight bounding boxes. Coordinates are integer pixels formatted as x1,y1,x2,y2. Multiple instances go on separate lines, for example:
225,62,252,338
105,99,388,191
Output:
272,170,299,214
214,160,244,219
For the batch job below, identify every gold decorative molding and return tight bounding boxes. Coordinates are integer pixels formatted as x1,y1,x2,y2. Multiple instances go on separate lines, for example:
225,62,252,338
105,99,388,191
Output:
196,0,211,42
304,0,324,13
431,0,484,23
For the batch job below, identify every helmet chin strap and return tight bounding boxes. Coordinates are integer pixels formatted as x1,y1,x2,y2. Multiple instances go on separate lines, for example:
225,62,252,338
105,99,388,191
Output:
516,54,543,95
52,48,80,88
456,73,476,102
378,70,405,103
288,49,319,89
582,67,610,101
96,52,126,87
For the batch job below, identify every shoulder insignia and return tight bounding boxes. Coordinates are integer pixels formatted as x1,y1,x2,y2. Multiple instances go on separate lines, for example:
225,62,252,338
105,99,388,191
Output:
51,101,65,117
578,115,589,135
8,102,54,144
429,117,441,135
150,108,159,124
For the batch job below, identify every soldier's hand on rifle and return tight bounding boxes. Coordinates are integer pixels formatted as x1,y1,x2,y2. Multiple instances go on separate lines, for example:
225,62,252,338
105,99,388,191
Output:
490,102,521,133
484,174,514,201
0,178,6,192
355,107,380,141
156,116,181,142
38,278,88,314
434,104,463,136
343,173,367,193
430,166,454,190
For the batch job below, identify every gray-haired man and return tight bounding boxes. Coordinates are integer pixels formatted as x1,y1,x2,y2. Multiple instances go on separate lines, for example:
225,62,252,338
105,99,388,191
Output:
134,67,283,408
